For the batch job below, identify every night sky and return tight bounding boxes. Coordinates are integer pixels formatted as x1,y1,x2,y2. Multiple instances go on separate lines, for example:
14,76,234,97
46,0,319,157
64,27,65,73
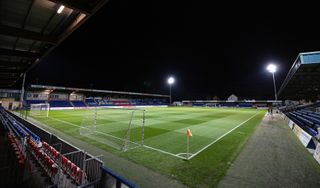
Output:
26,1,320,100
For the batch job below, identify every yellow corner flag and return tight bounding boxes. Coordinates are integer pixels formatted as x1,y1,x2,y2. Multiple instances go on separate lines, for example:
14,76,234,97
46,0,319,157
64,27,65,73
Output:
187,129,192,137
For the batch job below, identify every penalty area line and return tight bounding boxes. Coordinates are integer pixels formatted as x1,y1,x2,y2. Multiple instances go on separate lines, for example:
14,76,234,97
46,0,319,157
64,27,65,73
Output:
188,111,261,160
47,117,141,146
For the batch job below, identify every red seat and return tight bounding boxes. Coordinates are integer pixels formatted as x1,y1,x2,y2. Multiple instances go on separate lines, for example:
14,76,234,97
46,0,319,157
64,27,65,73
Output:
52,163,58,174
61,156,68,168
53,150,59,159
43,141,49,149
44,155,50,168
40,151,45,161
49,146,54,155
76,168,83,183
48,159,54,170
66,160,72,172
71,163,77,178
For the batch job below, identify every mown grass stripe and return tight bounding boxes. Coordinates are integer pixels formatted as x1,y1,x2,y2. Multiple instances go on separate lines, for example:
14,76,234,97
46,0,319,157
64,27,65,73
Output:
188,111,261,160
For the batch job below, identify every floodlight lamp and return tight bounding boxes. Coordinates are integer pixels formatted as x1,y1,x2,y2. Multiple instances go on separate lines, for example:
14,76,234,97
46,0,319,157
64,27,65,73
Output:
57,5,65,14
267,64,277,73
168,77,175,85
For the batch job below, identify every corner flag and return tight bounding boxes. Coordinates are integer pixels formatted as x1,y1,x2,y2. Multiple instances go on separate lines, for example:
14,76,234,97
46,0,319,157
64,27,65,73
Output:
186,129,192,160
187,129,192,137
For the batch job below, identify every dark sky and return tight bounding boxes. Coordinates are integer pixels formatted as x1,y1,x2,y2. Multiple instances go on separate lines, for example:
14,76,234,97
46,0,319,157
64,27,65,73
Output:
26,1,320,100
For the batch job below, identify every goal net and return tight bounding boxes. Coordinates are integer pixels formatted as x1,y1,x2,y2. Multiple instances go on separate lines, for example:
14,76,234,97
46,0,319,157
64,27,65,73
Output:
79,107,145,152
30,103,50,118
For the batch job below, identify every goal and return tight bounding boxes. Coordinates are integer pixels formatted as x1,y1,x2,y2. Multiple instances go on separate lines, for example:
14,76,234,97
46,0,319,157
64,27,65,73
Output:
79,107,146,152
30,103,50,118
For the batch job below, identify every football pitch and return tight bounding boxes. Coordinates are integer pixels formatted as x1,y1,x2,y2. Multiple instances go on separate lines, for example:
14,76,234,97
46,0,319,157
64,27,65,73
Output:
30,107,265,187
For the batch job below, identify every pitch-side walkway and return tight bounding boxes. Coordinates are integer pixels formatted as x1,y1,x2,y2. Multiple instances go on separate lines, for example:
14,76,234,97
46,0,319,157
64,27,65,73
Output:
218,113,320,188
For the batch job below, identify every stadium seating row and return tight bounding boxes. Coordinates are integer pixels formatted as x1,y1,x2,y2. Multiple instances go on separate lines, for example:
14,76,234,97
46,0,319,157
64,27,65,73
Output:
7,133,25,167
42,141,85,185
42,141,60,160
283,109,320,137
49,100,73,107
0,108,40,143
26,98,168,108
0,108,86,186
190,102,260,108
28,137,85,186
71,101,86,107
60,155,84,184
1,107,135,188
27,137,59,180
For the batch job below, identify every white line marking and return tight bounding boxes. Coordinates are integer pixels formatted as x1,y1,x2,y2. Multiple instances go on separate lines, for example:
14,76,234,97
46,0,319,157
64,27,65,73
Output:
47,117,183,158
129,145,140,150
46,117,186,158
42,111,261,160
143,145,186,159
175,153,194,157
47,117,140,146
188,111,261,160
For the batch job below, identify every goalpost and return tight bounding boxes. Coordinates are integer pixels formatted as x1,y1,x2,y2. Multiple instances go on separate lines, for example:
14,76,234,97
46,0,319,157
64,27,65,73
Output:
30,103,50,117
79,107,98,136
79,107,145,152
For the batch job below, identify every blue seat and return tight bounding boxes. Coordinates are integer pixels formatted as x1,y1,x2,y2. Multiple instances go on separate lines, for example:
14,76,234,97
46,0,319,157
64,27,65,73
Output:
26,100,46,106
303,115,320,125
295,115,313,126
71,101,87,107
49,100,72,107
85,98,98,106
309,113,320,119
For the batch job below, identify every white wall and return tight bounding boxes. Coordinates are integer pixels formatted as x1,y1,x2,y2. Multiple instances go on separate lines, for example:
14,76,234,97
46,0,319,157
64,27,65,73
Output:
49,93,68,100
26,91,49,100
69,93,84,101
0,100,20,110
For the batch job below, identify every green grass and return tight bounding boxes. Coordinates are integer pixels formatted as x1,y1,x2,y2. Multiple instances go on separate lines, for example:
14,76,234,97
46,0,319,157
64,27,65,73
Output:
31,107,265,187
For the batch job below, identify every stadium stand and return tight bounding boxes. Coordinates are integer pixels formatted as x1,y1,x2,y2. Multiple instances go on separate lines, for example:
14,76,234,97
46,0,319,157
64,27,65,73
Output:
220,102,238,107
111,99,132,106
0,0,140,186
278,51,320,100
70,101,86,107
22,85,169,109
24,97,169,108
26,100,46,106
95,98,106,105
278,51,320,155
239,103,253,108
0,132,26,186
280,102,320,137
7,133,26,168
0,106,137,187
85,98,98,106
49,100,72,107
23,84,169,109
181,100,273,108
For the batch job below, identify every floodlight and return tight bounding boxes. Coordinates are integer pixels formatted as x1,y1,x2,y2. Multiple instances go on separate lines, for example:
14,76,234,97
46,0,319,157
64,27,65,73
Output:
167,76,175,104
266,63,278,101
168,77,175,85
266,64,277,73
